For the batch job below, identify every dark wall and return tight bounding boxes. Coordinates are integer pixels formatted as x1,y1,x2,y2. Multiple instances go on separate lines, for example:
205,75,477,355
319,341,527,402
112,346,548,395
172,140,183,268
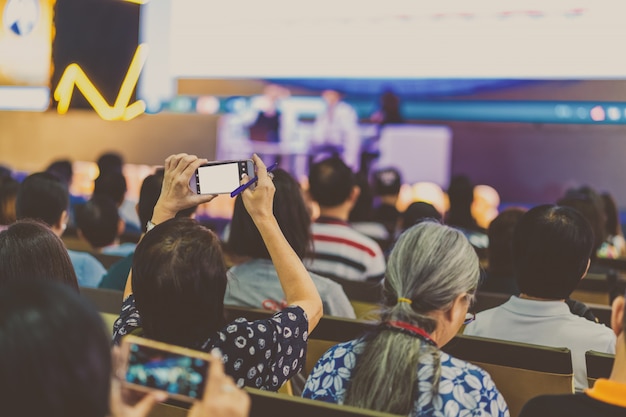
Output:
52,0,140,108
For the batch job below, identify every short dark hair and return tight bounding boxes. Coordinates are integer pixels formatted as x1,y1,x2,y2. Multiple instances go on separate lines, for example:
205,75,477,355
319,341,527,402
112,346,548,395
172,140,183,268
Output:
401,202,442,231
45,159,73,186
0,280,110,417
75,195,120,249
93,172,127,206
132,218,227,348
373,168,402,196
137,169,197,233
488,207,526,277
308,156,355,207
513,204,593,299
0,220,79,291
228,169,311,259
16,172,69,227
96,152,123,176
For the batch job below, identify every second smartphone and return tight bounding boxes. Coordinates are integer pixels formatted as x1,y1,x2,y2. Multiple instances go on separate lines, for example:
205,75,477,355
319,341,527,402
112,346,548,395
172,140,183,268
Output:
190,159,254,195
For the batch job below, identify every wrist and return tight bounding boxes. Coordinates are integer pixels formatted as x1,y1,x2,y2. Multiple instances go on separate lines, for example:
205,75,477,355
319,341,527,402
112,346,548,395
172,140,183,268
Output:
152,201,177,225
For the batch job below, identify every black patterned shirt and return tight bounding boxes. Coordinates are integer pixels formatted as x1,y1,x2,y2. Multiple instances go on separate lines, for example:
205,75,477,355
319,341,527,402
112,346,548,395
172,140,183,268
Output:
113,295,308,390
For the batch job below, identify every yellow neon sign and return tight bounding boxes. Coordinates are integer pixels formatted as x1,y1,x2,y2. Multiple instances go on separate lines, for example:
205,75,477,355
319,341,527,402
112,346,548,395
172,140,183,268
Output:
53,43,149,121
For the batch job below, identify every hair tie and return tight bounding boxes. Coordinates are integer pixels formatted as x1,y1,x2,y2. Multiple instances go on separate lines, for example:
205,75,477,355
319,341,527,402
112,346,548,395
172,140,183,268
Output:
397,297,412,305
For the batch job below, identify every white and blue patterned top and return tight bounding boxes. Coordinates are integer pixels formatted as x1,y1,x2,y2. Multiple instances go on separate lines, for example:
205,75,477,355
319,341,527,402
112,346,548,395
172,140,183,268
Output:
302,338,509,417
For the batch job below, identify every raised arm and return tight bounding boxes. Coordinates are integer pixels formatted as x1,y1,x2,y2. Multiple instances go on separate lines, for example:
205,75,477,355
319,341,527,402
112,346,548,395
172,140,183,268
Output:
241,155,323,333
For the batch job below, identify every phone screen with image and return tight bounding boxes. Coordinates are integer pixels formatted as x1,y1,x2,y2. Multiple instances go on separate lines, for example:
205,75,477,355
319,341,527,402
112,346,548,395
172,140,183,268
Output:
196,162,241,195
125,341,210,401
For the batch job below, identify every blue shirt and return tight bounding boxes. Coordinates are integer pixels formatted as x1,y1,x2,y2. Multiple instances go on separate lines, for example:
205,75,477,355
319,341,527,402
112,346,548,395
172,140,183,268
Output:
67,249,105,288
303,338,509,417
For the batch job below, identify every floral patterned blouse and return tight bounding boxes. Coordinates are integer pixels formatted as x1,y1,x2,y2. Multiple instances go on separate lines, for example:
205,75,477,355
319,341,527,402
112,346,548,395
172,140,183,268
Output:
113,294,308,391
302,338,509,417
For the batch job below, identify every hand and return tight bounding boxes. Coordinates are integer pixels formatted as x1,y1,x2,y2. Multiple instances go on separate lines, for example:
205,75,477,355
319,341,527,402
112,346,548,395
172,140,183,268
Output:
152,154,217,224
188,355,250,417
241,154,275,223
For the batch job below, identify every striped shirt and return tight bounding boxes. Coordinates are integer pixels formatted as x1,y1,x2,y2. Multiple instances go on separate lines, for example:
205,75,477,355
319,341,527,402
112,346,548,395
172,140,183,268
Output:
306,217,386,282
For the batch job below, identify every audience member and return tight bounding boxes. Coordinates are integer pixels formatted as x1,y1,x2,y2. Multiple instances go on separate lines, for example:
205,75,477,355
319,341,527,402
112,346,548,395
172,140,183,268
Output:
0,175,18,230
113,154,323,391
601,191,626,258
349,173,389,244
95,151,141,233
445,175,488,248
225,168,355,318
399,201,442,233
46,158,87,229
472,184,501,230
464,204,616,390
16,172,105,287
0,219,79,290
75,195,135,256
519,288,626,417
311,90,361,171
482,207,526,295
370,89,404,126
0,280,250,417
302,222,508,417
371,167,402,237
98,169,197,291
305,157,386,283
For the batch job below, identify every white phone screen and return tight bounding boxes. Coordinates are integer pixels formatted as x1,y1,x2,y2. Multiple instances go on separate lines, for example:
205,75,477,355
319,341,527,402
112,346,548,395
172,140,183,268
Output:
197,163,241,194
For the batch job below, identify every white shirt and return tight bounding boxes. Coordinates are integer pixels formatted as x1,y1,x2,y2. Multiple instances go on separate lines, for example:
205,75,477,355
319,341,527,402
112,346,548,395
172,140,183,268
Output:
464,296,615,391
312,101,361,171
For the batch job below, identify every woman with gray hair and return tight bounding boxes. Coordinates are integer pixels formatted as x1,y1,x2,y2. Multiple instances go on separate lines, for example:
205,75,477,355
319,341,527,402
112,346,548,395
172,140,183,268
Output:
302,222,509,416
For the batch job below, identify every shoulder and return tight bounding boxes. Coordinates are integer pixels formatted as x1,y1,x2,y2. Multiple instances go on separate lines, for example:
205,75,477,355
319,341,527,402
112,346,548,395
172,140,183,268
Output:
519,393,585,417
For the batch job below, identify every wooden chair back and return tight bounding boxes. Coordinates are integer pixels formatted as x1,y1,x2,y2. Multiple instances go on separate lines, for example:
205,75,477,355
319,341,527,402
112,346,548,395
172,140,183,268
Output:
442,335,574,417
585,350,615,388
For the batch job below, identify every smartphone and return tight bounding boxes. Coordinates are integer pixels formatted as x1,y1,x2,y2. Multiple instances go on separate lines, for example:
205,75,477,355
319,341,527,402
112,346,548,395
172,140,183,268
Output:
120,335,211,402
190,159,254,195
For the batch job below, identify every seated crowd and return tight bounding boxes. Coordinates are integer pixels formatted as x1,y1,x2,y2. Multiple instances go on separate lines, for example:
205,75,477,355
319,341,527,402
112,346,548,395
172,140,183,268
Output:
1,150,626,417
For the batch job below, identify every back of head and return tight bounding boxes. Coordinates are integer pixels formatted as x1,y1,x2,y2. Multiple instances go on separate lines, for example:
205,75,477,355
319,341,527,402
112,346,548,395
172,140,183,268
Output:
137,169,197,233
400,201,442,231
93,172,127,206
601,192,621,237
445,175,478,230
16,172,69,227
0,220,79,290
45,159,73,187
488,207,527,276
228,168,311,259
345,222,480,414
373,168,402,197
308,156,355,207
0,280,110,417
513,204,593,299
0,176,18,225
96,152,123,176
75,195,120,249
348,174,374,222
132,217,227,348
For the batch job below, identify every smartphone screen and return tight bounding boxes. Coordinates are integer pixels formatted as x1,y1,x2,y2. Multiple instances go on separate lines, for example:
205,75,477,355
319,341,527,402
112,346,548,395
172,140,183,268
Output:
193,160,253,195
125,341,210,401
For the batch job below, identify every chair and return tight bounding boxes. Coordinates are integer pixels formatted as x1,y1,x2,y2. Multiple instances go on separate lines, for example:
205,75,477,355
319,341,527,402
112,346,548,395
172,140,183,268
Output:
585,350,615,388
473,291,511,313
586,302,612,327
442,335,574,417
147,388,401,417
80,287,123,314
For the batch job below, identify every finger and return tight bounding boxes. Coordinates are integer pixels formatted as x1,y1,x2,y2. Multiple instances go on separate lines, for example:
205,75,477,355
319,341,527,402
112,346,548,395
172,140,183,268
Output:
252,154,267,175
129,391,167,417
167,153,188,173
203,355,229,398
181,158,209,186
189,193,218,206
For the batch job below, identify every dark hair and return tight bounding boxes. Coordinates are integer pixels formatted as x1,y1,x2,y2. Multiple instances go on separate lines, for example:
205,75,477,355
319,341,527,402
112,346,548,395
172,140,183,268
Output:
488,208,526,277
93,172,127,206
0,220,79,291
601,192,621,238
96,152,123,176
0,281,111,417
16,172,69,227
137,169,197,233
228,169,311,259
400,202,442,231
308,156,355,207
349,174,374,222
132,217,227,348
513,205,593,299
75,195,120,249
0,176,18,225
373,168,402,197
45,159,73,186
379,90,404,125
445,175,480,232
557,188,606,258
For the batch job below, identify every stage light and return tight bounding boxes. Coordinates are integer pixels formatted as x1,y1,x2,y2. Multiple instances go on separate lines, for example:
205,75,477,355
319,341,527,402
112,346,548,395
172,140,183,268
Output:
53,43,149,121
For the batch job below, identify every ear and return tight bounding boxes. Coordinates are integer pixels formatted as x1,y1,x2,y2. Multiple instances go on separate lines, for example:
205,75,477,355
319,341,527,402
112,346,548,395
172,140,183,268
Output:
446,293,467,325
349,185,361,204
53,210,69,235
611,296,625,337
580,258,591,280
117,218,126,237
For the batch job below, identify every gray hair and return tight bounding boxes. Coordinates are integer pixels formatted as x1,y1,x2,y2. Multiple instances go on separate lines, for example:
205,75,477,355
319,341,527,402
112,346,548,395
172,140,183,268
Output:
344,221,480,415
